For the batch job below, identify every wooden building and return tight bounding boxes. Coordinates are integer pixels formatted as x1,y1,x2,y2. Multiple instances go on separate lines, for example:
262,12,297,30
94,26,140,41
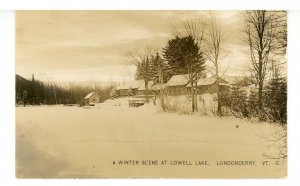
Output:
116,80,153,97
151,83,167,95
83,92,100,105
186,76,229,95
166,74,189,95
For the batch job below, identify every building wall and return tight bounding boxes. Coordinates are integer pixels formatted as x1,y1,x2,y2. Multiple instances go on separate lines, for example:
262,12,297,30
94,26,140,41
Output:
132,88,138,95
137,89,156,96
117,88,139,96
118,89,128,96
89,94,100,103
137,90,145,95
83,93,100,105
166,85,187,96
187,83,229,95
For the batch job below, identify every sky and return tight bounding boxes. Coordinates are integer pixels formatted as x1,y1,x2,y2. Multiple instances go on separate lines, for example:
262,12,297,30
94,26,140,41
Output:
16,10,249,83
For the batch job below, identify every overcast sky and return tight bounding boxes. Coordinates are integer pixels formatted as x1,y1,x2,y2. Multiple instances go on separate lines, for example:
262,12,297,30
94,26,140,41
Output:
16,10,249,83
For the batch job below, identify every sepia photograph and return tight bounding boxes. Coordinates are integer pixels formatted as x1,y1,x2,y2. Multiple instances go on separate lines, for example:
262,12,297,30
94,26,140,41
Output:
15,10,287,178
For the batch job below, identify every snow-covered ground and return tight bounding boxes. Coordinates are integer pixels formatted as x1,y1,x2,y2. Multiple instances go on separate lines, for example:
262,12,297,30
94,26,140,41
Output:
16,97,286,178
164,94,218,115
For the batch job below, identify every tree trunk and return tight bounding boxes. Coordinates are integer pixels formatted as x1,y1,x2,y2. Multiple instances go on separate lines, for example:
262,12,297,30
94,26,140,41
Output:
216,67,222,116
195,81,198,111
158,73,165,110
258,52,263,110
145,81,149,103
191,82,195,112
217,84,222,116
258,80,263,110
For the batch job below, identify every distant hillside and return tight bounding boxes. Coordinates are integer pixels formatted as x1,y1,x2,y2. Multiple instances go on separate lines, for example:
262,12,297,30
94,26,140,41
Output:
16,74,30,92
16,74,29,83
15,74,113,105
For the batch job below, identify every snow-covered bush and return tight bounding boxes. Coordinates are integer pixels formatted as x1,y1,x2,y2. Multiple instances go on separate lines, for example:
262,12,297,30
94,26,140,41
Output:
222,86,250,118
161,96,192,114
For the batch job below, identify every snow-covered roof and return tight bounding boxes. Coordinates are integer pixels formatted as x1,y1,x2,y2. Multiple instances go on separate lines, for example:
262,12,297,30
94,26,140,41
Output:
166,74,189,87
186,77,228,87
84,92,98,99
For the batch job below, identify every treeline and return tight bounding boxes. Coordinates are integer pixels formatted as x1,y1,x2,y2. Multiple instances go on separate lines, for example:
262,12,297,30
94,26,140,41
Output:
15,74,114,106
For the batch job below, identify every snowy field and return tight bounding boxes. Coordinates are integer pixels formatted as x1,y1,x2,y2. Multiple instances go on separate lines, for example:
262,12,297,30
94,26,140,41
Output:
16,98,286,178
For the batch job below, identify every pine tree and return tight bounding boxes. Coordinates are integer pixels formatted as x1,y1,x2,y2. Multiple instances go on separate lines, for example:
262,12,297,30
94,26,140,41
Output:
264,77,287,124
163,35,206,112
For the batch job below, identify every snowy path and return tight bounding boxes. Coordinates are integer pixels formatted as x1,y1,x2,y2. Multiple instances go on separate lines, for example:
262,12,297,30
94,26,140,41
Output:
16,101,286,178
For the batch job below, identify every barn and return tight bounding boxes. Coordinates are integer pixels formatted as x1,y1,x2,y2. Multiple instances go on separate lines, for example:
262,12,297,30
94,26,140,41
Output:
83,92,100,105
116,81,139,97
151,83,167,95
186,76,229,95
166,74,189,95
116,84,130,97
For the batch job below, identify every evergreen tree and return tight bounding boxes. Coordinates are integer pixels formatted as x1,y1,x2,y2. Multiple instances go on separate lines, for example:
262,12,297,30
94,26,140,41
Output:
163,35,205,112
264,77,287,124
151,52,169,84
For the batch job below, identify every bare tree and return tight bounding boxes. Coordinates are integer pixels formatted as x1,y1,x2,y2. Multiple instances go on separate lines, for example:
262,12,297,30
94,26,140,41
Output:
204,13,227,116
128,48,156,102
273,11,287,56
261,124,287,165
242,10,286,110
170,18,206,46
151,52,169,109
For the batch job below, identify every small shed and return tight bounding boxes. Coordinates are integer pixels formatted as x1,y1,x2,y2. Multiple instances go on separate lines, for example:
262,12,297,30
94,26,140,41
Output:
83,92,100,105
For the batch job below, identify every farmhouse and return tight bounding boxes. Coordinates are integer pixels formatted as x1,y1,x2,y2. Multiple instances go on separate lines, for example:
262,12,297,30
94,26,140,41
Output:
116,81,138,96
83,92,100,105
186,76,229,94
166,74,189,95
116,83,131,96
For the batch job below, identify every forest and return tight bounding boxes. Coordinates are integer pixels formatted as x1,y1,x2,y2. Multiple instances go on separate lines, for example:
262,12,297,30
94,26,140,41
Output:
15,74,114,106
